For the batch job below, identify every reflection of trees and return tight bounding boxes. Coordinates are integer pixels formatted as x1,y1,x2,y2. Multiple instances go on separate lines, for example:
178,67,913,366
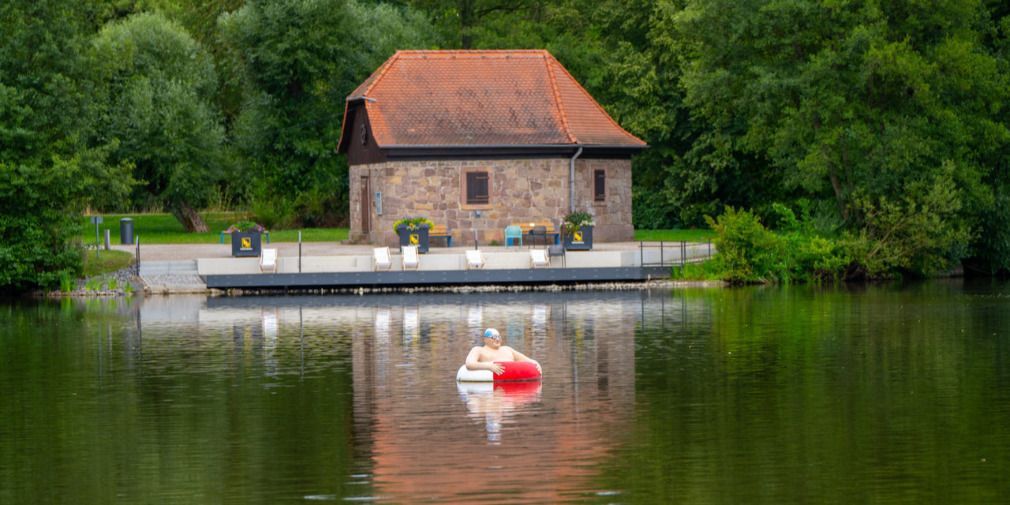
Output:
605,281,1010,503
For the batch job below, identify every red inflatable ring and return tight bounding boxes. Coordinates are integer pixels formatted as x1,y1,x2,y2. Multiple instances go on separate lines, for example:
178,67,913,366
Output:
456,361,542,382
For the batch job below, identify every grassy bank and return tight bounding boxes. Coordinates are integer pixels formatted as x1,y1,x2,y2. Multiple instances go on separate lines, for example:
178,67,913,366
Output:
82,249,134,277
633,229,715,242
80,212,348,245
80,213,709,245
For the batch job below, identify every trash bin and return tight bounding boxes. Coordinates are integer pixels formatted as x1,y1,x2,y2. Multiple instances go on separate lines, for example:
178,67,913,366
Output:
120,218,134,245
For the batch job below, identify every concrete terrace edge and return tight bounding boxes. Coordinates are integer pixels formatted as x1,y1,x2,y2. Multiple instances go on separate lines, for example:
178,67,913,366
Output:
204,266,674,290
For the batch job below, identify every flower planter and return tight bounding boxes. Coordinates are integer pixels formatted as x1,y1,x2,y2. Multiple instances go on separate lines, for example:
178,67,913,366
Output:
231,231,262,257
563,225,593,251
397,224,430,253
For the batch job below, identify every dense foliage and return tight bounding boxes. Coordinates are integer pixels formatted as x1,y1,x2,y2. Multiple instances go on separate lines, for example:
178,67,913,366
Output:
0,1,132,291
2,0,1009,291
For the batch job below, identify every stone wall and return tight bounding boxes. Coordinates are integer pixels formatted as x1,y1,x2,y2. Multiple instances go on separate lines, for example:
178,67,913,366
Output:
349,158,633,247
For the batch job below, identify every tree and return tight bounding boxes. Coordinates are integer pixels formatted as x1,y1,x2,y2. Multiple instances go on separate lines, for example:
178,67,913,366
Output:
220,0,434,227
90,12,227,232
0,0,132,292
676,0,1010,274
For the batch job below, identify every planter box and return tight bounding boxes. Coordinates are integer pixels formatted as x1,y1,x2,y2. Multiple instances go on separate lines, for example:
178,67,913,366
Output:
563,225,593,251
231,232,262,257
396,224,430,253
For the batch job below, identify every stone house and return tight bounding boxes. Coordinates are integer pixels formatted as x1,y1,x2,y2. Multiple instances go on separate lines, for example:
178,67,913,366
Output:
337,49,647,246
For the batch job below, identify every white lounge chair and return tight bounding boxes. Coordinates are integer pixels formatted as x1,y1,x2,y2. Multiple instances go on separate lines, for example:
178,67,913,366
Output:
402,245,419,270
530,248,549,268
373,247,391,271
259,248,277,272
465,249,485,270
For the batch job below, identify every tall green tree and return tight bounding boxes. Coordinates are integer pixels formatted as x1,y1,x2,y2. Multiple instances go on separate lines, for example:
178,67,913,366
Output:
0,0,132,292
676,0,1010,274
90,12,227,232
220,0,434,227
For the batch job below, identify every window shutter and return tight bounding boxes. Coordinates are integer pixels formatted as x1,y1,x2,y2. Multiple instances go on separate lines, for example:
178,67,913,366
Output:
467,172,489,204
594,170,605,201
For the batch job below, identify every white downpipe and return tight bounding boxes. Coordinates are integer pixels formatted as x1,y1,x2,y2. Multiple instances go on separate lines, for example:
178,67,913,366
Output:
569,146,583,213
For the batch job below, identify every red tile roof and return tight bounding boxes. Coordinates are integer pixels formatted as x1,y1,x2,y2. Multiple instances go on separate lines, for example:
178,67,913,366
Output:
338,50,646,150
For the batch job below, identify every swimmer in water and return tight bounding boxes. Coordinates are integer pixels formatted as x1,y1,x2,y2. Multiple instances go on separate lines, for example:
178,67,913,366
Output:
465,328,542,376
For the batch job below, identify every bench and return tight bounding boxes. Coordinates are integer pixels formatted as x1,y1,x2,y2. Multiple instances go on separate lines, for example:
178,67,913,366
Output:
429,224,453,247
517,221,559,246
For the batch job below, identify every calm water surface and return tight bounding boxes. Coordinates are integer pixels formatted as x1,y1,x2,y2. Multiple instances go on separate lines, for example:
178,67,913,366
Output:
2,281,1010,504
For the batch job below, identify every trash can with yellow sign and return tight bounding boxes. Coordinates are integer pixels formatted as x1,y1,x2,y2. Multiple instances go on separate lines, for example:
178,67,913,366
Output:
396,223,430,254
231,230,262,257
563,224,593,251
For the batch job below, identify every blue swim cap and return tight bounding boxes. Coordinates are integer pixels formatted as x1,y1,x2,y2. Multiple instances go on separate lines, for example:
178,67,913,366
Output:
483,328,501,340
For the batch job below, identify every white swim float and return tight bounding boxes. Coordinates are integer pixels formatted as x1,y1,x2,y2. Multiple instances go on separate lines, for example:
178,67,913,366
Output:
456,361,542,382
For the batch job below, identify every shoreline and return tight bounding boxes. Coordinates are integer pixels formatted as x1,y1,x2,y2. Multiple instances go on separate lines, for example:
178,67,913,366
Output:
41,278,725,299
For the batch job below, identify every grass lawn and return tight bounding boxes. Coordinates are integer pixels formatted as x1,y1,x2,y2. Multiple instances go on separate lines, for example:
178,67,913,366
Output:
79,212,349,245
634,228,715,242
82,249,134,277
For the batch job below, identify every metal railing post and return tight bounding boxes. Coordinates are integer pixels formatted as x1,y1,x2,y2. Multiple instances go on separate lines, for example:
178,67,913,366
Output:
298,230,302,273
681,240,687,268
135,235,140,276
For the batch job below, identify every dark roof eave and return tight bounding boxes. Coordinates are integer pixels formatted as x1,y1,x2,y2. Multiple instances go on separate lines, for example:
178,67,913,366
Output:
379,143,647,160
382,143,646,149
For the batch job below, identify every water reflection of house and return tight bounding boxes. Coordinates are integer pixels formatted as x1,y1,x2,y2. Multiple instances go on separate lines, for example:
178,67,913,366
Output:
351,298,639,502
137,291,706,500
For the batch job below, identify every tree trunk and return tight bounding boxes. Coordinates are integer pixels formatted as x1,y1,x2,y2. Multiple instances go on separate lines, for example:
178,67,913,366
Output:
173,203,208,233
459,0,473,49
828,169,848,222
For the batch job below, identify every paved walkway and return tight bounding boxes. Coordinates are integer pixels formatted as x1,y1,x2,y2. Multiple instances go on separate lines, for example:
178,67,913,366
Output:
115,241,714,294
111,241,710,262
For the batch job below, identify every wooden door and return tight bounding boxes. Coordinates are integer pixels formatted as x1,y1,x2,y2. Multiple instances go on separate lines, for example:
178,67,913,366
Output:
360,176,370,234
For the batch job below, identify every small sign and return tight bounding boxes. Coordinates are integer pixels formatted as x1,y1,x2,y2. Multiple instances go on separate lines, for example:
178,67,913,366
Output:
409,233,419,246
573,230,584,243
90,216,103,224
241,237,252,250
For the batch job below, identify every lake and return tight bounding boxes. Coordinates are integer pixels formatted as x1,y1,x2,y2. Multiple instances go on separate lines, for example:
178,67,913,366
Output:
2,280,1009,504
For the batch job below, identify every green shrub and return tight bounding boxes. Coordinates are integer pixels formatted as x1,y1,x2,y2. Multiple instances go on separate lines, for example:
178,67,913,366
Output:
59,272,75,293
706,207,782,283
708,206,850,284
671,260,722,281
85,278,102,291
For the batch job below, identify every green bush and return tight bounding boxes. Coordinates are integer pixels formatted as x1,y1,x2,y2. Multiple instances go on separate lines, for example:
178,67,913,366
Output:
59,272,75,293
707,206,851,284
706,207,782,283
671,259,722,281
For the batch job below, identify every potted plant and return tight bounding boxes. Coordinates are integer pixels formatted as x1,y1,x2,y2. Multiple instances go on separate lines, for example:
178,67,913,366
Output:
393,216,434,253
562,211,595,250
226,220,267,257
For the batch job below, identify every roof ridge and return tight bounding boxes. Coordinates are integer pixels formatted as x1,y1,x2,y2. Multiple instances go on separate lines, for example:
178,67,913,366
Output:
546,53,645,146
396,49,548,58
543,51,576,143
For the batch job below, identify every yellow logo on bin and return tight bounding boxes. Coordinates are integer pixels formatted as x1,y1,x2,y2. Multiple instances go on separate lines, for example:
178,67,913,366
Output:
409,233,419,245
241,237,252,249
573,230,583,243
